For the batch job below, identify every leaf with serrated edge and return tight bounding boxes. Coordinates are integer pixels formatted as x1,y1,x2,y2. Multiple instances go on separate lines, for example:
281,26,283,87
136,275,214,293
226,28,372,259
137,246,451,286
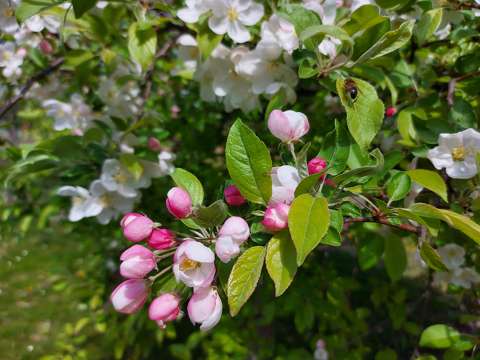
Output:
266,232,297,297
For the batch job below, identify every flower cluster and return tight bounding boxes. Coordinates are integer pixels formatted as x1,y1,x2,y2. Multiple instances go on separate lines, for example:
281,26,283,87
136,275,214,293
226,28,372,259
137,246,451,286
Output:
109,108,335,330
433,243,480,290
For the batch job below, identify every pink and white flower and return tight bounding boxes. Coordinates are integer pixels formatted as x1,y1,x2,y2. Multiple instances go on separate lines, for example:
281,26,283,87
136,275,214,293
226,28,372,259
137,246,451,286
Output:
270,165,300,205
148,228,176,250
166,187,193,218
224,184,246,206
262,203,290,232
120,213,154,242
187,287,223,331
173,240,216,288
268,110,309,143
215,216,250,263
120,245,156,279
110,279,149,314
148,293,181,328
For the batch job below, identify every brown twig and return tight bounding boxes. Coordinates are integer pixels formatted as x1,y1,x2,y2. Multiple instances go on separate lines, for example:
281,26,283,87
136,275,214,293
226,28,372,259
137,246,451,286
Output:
447,70,480,106
0,57,65,120
344,216,421,234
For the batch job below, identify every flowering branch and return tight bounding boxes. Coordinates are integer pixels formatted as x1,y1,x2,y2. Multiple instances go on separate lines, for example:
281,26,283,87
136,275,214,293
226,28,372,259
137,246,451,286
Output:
0,57,65,120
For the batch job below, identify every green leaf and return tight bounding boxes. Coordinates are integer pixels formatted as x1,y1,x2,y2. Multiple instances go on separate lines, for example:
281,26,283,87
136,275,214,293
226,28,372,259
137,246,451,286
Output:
225,120,272,204
298,58,318,79
289,194,330,266
72,0,97,18
448,98,477,130
266,231,297,297
128,22,157,71
197,26,223,60
294,171,327,197
15,0,64,22
387,172,411,205
336,77,384,150
300,24,353,54
227,246,266,316
419,243,448,272
192,200,228,228
317,120,351,176
414,8,443,46
407,169,448,203
358,235,384,270
171,168,204,206
333,148,384,185
419,324,461,349
384,236,406,281
5,154,59,187
354,20,414,64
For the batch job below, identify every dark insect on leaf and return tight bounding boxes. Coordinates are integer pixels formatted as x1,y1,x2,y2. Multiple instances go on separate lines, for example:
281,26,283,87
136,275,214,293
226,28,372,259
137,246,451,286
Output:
344,78,359,102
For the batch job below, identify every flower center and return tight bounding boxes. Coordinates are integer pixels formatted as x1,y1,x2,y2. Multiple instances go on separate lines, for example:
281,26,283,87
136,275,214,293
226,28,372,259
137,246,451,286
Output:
180,258,199,271
72,196,83,206
452,146,465,161
3,7,14,18
227,7,238,21
114,171,128,184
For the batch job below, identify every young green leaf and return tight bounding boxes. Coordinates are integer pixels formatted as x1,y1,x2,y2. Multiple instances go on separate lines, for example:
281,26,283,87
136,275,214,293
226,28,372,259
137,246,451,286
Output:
358,235,385,271
226,120,272,204
171,168,204,206
266,231,297,297
419,243,448,272
128,22,157,71
227,246,266,316
407,169,448,203
419,324,461,349
415,8,443,46
192,200,228,228
384,236,406,281
336,78,384,150
387,172,411,205
15,0,64,22
72,0,98,18
288,194,330,266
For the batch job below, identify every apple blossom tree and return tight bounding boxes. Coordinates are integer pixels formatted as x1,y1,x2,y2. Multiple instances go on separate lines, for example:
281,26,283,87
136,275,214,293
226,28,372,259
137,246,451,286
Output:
1,0,480,358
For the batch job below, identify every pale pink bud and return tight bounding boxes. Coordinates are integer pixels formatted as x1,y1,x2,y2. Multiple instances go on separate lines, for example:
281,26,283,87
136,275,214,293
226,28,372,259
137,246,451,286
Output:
385,106,397,117
215,235,240,263
187,287,222,331
39,39,53,54
262,203,290,232
121,213,154,242
16,48,27,58
166,187,192,219
148,228,176,250
173,240,215,288
120,245,156,279
307,157,327,175
148,137,162,152
110,279,149,314
268,110,309,142
219,216,250,243
148,293,181,328
224,185,246,206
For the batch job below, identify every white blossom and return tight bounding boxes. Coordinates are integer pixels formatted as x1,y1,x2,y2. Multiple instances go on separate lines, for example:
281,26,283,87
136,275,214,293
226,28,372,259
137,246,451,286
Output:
0,42,26,79
427,128,480,179
42,94,93,133
208,0,264,43
98,77,142,118
177,0,211,23
318,36,341,59
0,0,20,34
260,15,299,54
303,0,337,25
57,186,103,222
450,267,480,289
177,34,199,71
24,13,61,33
158,151,176,175
437,243,465,270
270,165,301,205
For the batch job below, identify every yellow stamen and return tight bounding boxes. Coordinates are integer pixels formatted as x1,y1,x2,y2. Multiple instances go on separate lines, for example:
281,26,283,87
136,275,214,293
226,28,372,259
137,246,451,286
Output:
3,7,14,18
227,7,238,21
180,258,199,271
452,146,465,161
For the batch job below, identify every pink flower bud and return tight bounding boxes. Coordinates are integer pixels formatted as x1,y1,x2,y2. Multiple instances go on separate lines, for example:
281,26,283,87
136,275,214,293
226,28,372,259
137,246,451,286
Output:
215,235,240,263
120,245,156,279
166,187,192,219
187,287,222,331
110,279,149,314
385,106,397,117
268,109,310,142
224,185,246,206
121,213,154,242
148,228,176,250
219,216,250,243
148,137,162,152
39,39,53,54
148,293,181,328
262,203,290,232
307,157,327,175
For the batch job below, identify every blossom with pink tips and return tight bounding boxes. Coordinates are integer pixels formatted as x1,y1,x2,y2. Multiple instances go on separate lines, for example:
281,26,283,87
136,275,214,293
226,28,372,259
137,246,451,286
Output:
262,203,290,232
148,293,181,328
268,109,309,143
215,216,250,263
120,213,154,242
110,279,149,314
187,287,222,331
307,157,328,175
166,187,193,218
119,245,156,279
148,228,176,250
224,184,246,206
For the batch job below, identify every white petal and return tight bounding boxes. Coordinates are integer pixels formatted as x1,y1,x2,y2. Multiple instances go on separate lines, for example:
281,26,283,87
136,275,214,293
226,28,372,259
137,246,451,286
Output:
227,21,251,43
185,241,215,263
238,3,264,26
208,16,229,35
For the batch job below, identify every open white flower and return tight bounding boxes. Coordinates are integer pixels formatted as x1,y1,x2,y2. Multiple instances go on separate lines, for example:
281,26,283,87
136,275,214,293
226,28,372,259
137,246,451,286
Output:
24,13,61,33
260,15,298,54
208,0,264,43
177,34,199,71
0,0,20,34
177,0,211,23
427,128,480,179
100,159,146,198
98,77,142,118
42,94,93,133
0,42,26,79
318,36,341,59
437,243,465,270
450,267,480,289
303,0,337,25
89,180,138,224
58,186,104,222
